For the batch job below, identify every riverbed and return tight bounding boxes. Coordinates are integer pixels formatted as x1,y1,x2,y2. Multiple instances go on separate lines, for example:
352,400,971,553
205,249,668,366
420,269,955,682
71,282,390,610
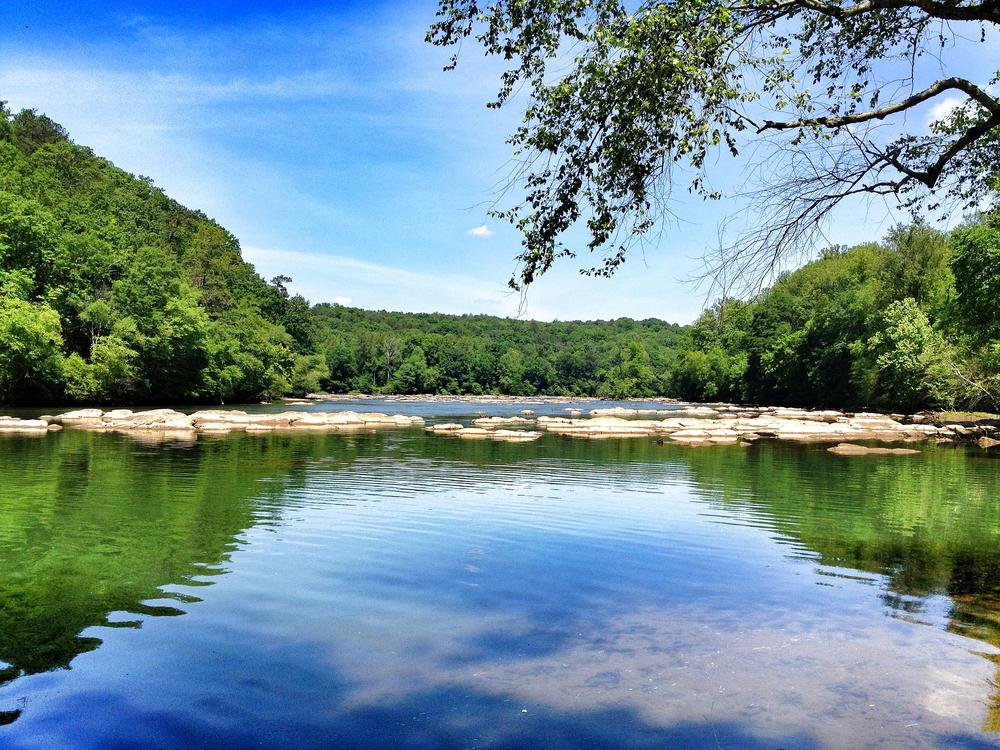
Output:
0,400,997,748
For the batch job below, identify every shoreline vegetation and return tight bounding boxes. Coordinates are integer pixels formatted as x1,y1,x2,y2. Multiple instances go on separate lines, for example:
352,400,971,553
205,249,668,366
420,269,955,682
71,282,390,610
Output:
1,106,998,414
1,399,996,450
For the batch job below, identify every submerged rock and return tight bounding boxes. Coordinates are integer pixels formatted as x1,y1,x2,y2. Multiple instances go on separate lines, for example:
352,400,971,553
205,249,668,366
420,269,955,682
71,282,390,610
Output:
439,425,542,441
51,408,104,423
542,416,659,438
827,443,920,456
17,403,981,449
533,408,959,446
426,420,542,441
426,423,465,432
472,415,535,427
489,429,542,442
670,406,720,418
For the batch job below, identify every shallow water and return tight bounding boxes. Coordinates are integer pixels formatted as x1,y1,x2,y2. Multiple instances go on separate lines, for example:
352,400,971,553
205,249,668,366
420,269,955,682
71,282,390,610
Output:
0,404,998,749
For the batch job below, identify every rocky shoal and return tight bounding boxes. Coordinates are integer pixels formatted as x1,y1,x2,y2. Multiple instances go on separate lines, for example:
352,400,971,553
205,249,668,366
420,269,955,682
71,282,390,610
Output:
425,423,543,442
532,405,996,446
0,408,424,437
1,404,996,448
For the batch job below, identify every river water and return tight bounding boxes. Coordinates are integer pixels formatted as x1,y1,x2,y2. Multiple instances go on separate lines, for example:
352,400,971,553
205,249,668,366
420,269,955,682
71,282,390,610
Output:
0,400,998,749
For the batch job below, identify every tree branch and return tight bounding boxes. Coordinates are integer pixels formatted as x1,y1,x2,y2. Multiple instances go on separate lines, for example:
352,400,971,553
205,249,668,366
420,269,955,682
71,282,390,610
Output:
757,77,1000,133
772,0,1000,23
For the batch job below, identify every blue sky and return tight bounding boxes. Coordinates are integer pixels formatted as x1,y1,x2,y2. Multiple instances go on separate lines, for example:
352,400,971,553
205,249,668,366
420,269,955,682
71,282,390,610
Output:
1,2,996,322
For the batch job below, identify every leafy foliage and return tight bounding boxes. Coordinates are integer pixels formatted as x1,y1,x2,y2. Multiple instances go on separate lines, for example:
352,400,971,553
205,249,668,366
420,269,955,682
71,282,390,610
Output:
429,0,1000,291
308,303,685,397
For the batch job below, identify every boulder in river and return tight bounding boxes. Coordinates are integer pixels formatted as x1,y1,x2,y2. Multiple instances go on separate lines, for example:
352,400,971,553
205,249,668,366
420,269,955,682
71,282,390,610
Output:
426,423,465,432
49,408,424,436
0,417,54,433
51,408,104,423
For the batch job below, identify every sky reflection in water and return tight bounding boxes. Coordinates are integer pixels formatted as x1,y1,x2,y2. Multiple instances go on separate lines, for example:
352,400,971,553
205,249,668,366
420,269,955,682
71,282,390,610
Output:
0,409,998,749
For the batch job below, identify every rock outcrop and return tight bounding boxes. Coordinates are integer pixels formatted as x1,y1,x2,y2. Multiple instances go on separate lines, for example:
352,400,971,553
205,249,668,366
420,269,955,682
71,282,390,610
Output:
426,422,542,441
0,417,60,433
5,402,995,448
535,406,988,445
472,415,536,428
40,408,424,436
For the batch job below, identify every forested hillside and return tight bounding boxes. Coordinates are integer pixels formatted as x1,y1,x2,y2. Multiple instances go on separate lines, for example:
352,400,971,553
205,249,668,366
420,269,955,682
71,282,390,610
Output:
670,221,1000,412
0,104,323,404
1,104,997,411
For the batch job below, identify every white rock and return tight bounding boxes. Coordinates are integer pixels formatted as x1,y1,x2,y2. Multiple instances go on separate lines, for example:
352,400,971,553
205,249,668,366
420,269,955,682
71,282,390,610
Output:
54,408,103,421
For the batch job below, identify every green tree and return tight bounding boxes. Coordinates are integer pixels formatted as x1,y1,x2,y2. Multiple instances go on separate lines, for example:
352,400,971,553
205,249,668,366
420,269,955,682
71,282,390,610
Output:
290,354,329,396
600,340,657,399
63,335,140,402
859,298,958,411
884,223,953,315
322,340,358,393
389,347,438,394
0,190,59,298
0,296,64,402
498,348,534,395
951,222,1000,344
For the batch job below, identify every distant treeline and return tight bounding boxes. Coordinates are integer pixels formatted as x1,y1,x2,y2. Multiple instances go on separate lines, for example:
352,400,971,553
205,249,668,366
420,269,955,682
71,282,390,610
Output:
1,104,997,410
309,306,685,397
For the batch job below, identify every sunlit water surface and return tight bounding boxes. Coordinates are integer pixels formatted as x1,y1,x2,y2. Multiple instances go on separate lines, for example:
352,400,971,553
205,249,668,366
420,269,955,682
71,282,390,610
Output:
0,400,998,749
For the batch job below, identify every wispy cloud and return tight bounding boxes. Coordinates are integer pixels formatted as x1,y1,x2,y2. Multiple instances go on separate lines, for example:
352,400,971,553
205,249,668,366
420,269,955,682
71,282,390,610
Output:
332,296,353,306
927,96,965,126
243,246,533,318
465,224,494,238
0,65,355,116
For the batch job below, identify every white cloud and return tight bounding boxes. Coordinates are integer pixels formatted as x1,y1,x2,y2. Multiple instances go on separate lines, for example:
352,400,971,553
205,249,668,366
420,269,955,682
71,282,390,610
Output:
927,96,965,126
465,224,494,238
332,296,353,306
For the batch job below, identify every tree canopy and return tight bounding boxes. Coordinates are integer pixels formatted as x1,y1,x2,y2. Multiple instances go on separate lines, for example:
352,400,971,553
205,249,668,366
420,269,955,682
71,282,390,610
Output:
428,0,1000,292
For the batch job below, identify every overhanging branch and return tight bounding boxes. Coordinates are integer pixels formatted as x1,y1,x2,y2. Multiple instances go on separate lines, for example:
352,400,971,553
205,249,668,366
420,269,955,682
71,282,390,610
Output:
757,77,1000,133
771,0,1000,23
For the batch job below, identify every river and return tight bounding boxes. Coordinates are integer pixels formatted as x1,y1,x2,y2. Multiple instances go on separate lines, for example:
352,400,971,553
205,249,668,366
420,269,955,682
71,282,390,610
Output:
0,399,997,748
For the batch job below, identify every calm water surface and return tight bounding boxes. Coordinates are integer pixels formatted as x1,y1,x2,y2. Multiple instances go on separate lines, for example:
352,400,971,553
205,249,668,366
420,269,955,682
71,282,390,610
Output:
0,401,998,749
